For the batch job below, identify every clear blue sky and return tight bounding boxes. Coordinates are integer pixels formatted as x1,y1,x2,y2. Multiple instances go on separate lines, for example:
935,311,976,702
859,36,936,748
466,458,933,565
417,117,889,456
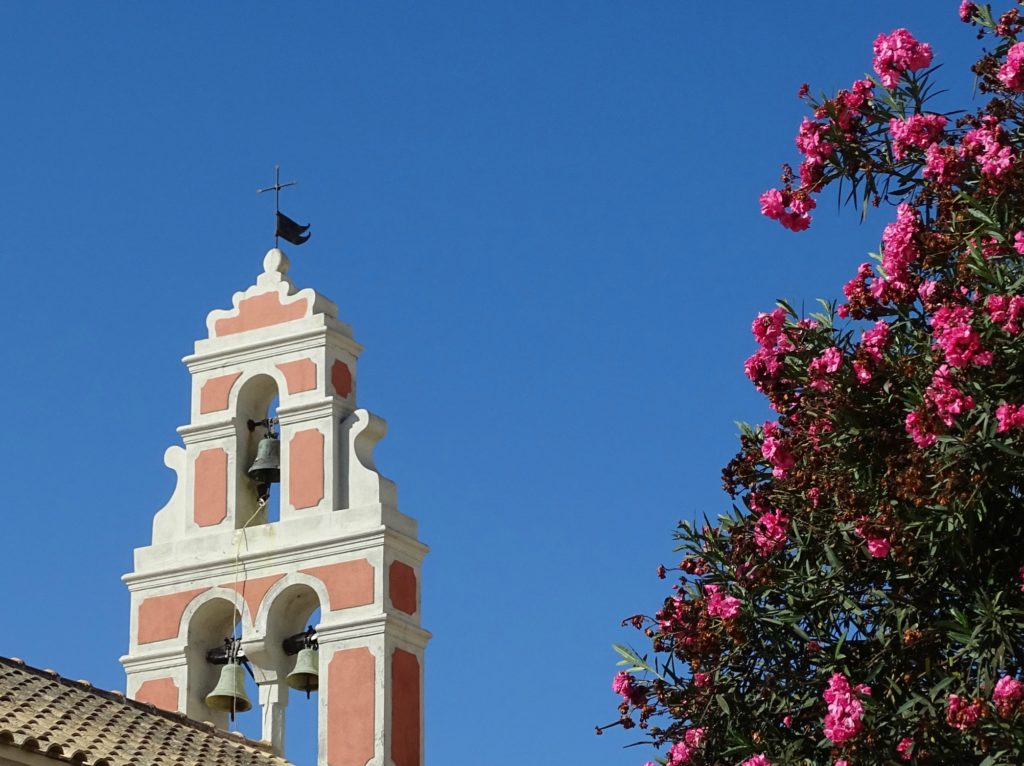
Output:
0,3,984,764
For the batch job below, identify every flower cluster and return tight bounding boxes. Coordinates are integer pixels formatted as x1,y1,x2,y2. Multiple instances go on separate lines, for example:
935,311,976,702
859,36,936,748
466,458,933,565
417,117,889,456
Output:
946,693,985,730
985,293,1024,333
993,675,1022,716
996,402,1024,431
753,510,789,556
872,28,933,88
704,584,741,620
889,113,947,160
931,304,992,367
759,187,815,232
998,41,1024,91
960,118,1015,183
822,673,870,743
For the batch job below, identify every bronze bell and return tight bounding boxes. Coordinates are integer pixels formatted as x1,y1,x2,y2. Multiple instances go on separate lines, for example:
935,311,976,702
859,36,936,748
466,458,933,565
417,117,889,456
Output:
286,646,320,697
205,663,253,715
248,435,281,485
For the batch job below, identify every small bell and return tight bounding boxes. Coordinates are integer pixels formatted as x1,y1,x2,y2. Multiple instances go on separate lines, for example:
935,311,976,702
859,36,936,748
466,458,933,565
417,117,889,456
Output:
205,663,253,715
286,646,320,697
247,435,281,485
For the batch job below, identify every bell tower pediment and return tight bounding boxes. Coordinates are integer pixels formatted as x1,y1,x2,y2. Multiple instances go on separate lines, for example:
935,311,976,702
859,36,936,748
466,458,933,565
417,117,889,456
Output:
121,248,428,766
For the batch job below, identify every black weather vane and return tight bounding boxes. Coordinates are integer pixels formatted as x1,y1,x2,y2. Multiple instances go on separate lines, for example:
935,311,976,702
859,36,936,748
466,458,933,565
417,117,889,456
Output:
258,165,311,248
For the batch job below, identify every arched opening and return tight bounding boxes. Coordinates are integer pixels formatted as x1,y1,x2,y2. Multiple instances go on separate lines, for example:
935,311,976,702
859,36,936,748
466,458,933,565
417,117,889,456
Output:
234,375,282,529
185,597,241,728
284,606,321,763
263,584,323,762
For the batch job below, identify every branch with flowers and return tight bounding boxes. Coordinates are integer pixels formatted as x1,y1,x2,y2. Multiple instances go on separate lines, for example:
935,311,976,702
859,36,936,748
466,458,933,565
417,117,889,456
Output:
602,5,1024,765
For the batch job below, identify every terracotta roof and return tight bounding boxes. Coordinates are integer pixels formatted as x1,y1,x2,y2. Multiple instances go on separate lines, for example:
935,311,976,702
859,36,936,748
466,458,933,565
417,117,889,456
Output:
0,656,292,766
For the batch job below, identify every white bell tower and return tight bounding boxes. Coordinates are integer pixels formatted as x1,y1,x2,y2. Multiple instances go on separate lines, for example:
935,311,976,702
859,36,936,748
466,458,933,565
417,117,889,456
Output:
121,248,429,766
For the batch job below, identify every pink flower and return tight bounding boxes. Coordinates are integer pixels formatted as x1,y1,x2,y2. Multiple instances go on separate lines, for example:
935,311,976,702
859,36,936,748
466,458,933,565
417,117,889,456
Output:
923,142,962,185
993,675,1022,714
861,321,891,361
998,42,1024,92
946,693,984,730
752,308,787,348
740,756,772,766
762,436,796,478
960,2,977,22
1014,230,1024,255
873,29,933,88
961,119,1016,181
835,760,849,766
665,728,706,765
997,403,1024,432
667,740,692,765
808,347,844,390
931,304,992,367
704,584,741,620
896,736,914,761
760,187,814,231
985,293,1024,334
782,715,793,727
823,672,868,743
881,203,921,286
753,510,790,556
926,365,975,427
612,671,645,706
905,410,937,447
889,113,947,160
693,672,710,687
855,519,891,558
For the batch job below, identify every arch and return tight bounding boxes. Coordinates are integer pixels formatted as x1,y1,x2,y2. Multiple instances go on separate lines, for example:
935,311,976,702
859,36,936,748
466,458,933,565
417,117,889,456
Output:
255,573,327,640
232,373,283,529
179,586,255,638
183,592,245,726
230,370,287,419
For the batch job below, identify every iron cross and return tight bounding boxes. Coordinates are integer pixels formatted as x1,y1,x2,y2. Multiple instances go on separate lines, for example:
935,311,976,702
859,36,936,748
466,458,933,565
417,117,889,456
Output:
257,165,297,214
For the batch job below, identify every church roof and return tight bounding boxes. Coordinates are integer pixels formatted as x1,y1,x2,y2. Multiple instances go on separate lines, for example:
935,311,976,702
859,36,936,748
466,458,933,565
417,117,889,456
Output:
0,656,291,766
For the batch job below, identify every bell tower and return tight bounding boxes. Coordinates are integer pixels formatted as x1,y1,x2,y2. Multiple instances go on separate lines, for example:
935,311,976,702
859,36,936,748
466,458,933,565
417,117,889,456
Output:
121,248,428,766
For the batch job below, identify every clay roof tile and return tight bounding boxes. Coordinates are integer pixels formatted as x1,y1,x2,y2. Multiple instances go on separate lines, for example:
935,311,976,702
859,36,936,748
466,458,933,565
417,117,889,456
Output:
0,656,292,766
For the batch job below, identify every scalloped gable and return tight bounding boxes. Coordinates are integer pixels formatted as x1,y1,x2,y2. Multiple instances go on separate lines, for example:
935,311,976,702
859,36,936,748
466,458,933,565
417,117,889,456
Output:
206,248,338,339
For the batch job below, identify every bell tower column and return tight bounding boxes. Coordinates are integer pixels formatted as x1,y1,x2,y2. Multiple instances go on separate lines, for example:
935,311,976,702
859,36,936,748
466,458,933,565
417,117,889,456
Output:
121,248,429,766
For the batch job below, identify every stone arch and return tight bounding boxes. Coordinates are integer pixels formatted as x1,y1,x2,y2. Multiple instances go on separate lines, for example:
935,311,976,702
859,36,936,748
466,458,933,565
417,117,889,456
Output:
254,575,326,665
232,372,283,528
182,591,247,726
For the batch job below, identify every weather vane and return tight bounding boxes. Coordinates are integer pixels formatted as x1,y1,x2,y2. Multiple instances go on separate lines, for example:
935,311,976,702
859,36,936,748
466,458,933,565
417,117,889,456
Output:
258,165,311,248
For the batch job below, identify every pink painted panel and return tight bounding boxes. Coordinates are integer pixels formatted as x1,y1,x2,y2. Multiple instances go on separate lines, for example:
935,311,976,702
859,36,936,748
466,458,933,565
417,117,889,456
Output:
391,650,421,766
301,559,374,611
276,358,318,394
328,648,375,766
214,292,309,337
388,561,417,615
137,587,209,644
331,360,353,398
135,677,179,712
222,574,285,621
289,429,325,510
194,448,228,527
199,372,241,414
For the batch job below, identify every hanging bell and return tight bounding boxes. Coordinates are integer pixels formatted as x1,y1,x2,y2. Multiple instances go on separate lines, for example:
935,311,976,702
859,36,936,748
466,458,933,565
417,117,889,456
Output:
247,435,281,485
205,663,253,714
286,646,320,696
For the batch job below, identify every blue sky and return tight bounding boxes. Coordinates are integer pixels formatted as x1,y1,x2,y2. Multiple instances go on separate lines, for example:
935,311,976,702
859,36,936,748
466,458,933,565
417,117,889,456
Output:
0,3,988,764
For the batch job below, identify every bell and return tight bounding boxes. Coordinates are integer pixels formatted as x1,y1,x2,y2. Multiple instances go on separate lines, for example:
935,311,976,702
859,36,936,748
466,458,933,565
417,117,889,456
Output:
247,436,280,485
286,647,320,696
205,663,253,714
